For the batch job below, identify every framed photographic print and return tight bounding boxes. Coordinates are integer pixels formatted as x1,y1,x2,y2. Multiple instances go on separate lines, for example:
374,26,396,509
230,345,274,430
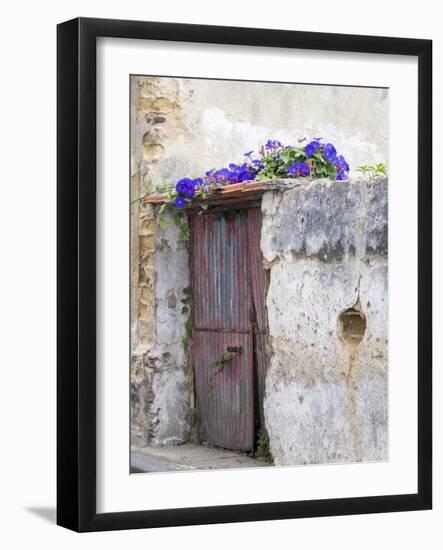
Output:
57,17,432,532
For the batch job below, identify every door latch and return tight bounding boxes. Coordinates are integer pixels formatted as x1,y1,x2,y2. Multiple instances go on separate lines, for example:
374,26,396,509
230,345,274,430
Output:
226,346,243,354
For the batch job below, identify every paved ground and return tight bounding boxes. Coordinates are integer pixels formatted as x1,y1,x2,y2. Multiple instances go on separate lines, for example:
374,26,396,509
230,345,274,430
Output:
131,443,271,473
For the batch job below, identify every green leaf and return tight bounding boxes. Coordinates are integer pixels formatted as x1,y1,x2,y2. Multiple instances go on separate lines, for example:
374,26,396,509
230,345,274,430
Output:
181,306,189,315
159,218,168,230
375,163,388,176
182,287,192,296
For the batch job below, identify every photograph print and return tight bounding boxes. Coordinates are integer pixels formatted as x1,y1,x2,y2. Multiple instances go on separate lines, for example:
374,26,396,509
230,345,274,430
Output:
130,75,388,473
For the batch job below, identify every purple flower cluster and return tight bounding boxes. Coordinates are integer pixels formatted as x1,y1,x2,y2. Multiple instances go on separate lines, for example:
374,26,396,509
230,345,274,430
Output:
176,178,197,198
323,143,337,161
265,139,282,150
304,139,321,157
173,196,187,208
333,155,350,180
259,139,283,156
170,137,351,210
304,138,349,180
205,163,256,185
251,159,265,171
287,161,310,177
174,177,205,208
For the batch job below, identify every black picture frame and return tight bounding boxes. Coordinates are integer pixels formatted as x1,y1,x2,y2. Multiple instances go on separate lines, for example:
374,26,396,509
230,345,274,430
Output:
57,17,432,532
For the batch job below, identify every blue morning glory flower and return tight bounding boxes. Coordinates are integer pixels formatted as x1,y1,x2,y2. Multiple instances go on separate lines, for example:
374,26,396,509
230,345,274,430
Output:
265,139,282,150
175,177,193,189
208,162,254,184
323,143,337,161
304,140,321,157
288,162,310,177
238,170,256,182
249,159,264,173
333,155,349,173
213,168,232,183
228,164,254,183
174,196,186,208
176,177,196,198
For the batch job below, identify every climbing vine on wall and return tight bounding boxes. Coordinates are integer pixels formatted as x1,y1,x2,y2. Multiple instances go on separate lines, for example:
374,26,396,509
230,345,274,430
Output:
208,346,244,398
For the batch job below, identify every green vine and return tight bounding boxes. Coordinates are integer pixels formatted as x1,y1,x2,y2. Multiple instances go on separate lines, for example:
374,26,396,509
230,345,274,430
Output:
208,346,244,397
158,205,191,241
210,347,243,378
155,184,211,243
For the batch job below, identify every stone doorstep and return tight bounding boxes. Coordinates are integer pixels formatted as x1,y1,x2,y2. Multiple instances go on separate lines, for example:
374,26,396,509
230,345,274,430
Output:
131,443,271,473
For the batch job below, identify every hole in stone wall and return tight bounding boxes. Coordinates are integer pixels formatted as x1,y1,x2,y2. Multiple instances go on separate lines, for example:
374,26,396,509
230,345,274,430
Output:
338,307,366,346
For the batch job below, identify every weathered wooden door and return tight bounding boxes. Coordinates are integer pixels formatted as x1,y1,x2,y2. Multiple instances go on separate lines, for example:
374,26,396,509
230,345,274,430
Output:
191,208,267,452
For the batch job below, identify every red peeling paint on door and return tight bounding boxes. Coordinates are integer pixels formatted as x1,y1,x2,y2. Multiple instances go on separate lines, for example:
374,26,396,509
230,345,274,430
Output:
191,208,268,452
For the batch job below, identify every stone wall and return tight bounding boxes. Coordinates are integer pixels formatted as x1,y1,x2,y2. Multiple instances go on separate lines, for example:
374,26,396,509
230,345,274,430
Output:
130,76,194,446
261,177,388,465
130,74,389,452
131,207,191,447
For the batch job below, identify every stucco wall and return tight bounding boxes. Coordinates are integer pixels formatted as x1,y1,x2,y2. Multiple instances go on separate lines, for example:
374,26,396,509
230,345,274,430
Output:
132,76,388,196
261,177,388,465
130,74,389,451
